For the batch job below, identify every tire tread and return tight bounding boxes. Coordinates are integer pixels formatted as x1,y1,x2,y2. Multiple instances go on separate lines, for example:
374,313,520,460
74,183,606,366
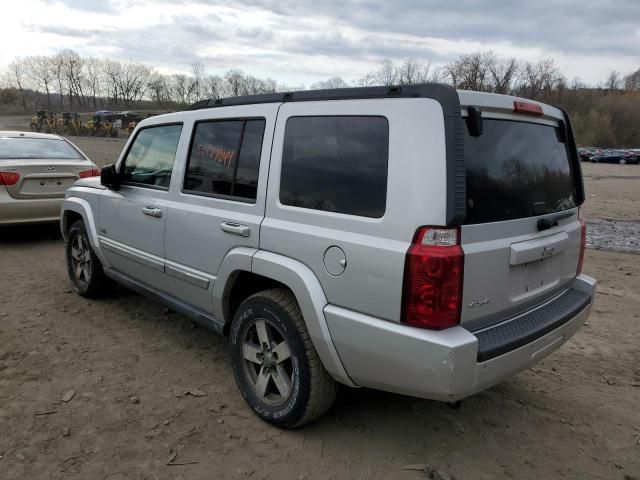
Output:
245,288,338,427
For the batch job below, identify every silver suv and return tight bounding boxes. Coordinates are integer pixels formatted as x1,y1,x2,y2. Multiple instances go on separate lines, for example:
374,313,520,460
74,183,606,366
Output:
61,84,597,428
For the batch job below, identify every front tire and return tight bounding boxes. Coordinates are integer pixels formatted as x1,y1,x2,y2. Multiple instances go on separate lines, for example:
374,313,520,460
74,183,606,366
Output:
230,289,338,428
65,220,113,297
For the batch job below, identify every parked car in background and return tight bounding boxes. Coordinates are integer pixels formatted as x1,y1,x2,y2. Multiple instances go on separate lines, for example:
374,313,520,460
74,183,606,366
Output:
590,149,639,164
0,131,99,226
578,147,602,161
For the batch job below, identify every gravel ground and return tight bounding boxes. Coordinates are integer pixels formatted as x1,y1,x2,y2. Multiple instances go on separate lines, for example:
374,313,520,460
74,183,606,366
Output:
1,119,639,479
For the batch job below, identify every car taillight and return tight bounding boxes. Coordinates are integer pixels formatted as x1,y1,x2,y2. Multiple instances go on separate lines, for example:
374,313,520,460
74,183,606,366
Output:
513,100,543,116
0,172,20,185
577,218,587,274
401,227,464,330
79,168,100,178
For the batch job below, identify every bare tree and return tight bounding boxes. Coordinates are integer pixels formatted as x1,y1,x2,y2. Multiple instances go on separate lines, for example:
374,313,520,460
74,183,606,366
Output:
25,56,55,109
224,69,245,96
515,59,565,100
117,61,151,105
624,68,640,91
606,70,621,91
170,74,189,104
206,74,225,100
489,57,519,94
310,76,349,90
84,57,103,108
60,50,85,108
190,62,205,103
102,59,121,104
444,52,494,92
373,59,398,86
8,59,29,110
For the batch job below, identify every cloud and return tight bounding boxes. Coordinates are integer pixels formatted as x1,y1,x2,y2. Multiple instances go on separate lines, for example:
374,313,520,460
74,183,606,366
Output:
3,0,639,85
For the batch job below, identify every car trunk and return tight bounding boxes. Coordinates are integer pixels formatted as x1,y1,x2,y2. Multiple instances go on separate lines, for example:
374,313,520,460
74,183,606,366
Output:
1,159,87,199
458,109,583,331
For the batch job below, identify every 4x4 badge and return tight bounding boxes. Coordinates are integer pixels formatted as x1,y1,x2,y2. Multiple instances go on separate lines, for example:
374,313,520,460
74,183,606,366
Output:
468,297,491,308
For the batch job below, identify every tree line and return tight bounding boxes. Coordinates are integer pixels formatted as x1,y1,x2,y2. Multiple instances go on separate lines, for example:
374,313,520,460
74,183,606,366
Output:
1,49,639,147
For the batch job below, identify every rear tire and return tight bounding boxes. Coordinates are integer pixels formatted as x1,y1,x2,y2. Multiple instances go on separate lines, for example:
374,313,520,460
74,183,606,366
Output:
230,288,338,428
65,220,114,298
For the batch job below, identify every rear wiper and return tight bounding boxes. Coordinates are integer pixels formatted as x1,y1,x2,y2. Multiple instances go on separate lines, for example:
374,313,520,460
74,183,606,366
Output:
537,211,575,231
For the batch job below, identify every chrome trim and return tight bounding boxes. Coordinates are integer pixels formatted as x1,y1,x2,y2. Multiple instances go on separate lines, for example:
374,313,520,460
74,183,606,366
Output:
98,237,164,272
165,264,211,290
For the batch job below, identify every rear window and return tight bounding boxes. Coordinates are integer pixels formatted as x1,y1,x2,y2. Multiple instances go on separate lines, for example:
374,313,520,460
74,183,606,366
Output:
0,138,83,160
464,119,577,224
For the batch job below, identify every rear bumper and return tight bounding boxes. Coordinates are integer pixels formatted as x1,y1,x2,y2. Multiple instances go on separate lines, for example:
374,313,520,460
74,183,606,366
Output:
0,187,62,225
325,274,596,401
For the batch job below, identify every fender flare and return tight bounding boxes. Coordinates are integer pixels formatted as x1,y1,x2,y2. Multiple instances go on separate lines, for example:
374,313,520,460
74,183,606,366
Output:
250,250,356,387
212,246,257,322
61,197,110,268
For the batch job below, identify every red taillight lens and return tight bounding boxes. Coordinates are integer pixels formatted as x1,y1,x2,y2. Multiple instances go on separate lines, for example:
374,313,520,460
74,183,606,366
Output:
513,100,543,116
577,219,586,274
401,227,464,330
0,172,20,185
79,168,100,178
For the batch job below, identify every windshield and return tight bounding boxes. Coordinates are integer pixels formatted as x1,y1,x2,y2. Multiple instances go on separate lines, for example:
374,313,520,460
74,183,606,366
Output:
464,119,577,224
0,137,84,160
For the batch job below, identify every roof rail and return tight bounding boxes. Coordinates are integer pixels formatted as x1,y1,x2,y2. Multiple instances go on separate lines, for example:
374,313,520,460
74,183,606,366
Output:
188,83,456,111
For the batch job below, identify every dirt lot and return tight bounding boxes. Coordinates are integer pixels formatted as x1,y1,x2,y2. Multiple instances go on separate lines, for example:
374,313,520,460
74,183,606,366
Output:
1,126,639,479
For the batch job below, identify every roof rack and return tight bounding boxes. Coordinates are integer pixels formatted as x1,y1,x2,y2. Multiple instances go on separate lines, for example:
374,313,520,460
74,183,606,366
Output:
188,83,456,111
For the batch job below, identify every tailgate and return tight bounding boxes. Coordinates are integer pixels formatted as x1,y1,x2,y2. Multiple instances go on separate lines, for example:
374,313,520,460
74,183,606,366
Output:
461,212,582,330
456,98,583,331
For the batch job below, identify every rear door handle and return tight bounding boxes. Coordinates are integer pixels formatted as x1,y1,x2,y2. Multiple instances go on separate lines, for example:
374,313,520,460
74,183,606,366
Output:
142,206,163,218
220,221,250,237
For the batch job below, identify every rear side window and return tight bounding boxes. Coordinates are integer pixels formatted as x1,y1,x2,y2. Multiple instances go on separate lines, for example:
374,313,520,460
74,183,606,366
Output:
280,116,389,218
121,124,183,189
184,119,265,201
464,119,577,224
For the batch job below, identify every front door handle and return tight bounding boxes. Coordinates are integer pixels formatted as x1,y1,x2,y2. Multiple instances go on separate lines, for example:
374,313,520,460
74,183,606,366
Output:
220,221,250,237
142,206,162,218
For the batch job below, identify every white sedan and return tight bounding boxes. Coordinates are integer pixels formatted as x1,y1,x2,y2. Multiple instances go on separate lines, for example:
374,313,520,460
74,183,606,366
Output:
0,131,99,226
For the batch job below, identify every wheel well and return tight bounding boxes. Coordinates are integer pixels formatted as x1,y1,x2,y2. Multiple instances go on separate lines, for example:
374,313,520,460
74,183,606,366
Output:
64,211,83,234
223,271,291,335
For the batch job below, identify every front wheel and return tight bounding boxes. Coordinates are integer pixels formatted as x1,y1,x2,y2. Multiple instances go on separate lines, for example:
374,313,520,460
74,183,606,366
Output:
65,220,113,297
230,289,338,428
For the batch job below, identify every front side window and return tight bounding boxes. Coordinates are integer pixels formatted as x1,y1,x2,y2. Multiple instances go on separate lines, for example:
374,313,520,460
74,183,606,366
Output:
279,116,389,218
121,124,183,188
184,119,265,201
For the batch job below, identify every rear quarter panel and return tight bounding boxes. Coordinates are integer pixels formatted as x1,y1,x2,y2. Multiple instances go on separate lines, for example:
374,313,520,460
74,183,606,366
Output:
262,98,448,322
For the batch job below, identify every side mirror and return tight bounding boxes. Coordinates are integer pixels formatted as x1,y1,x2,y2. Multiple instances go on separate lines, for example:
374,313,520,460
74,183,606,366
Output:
100,164,121,190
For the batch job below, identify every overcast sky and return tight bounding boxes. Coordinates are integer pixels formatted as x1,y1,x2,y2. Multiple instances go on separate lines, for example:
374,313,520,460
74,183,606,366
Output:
2,0,639,86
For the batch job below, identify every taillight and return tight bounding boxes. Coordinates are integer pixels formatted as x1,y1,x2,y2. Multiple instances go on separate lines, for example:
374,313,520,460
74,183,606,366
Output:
577,218,587,274
513,100,543,116
0,172,20,185
401,227,464,330
79,168,100,178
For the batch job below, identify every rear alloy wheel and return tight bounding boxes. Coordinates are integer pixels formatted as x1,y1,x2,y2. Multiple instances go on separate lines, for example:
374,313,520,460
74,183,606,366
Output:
620,159,626,165
230,289,338,428
65,220,113,297
241,318,294,405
